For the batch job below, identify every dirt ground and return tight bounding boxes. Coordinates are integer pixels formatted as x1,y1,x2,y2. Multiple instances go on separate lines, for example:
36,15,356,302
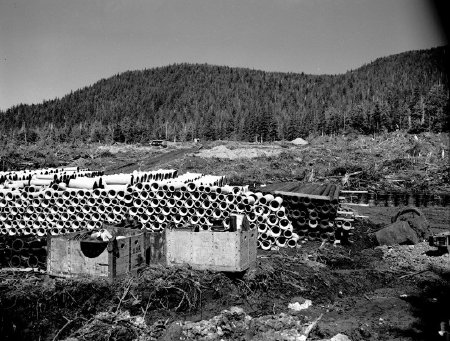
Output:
1,214,450,341
1,132,449,340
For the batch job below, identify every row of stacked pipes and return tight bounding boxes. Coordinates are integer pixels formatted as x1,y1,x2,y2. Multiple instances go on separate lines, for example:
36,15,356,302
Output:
0,167,345,267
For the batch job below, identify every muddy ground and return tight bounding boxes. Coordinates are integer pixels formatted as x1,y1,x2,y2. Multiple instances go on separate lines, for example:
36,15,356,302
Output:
1,226,450,341
1,132,449,340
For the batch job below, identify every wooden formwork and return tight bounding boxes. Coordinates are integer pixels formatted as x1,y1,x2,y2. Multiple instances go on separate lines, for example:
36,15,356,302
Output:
47,228,164,280
165,215,257,272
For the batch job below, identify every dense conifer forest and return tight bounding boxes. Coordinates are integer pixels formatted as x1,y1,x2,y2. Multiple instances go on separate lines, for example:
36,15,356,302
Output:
1,46,448,143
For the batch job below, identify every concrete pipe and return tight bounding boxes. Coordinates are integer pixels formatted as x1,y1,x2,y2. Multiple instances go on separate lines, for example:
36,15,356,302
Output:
308,231,318,240
225,194,235,204
107,189,117,199
211,209,221,219
123,194,133,204
37,213,46,222
144,206,154,216
269,226,282,238
219,217,229,228
60,212,69,221
319,205,330,217
342,221,352,231
279,218,291,230
183,199,194,209
76,212,85,222
319,219,329,230
308,209,318,221
276,208,286,219
0,199,8,209
133,198,143,208
173,191,183,200
72,220,82,230
320,233,329,241
155,190,165,199
283,229,293,239
55,197,65,207
208,192,218,202
287,239,297,248
254,206,264,216
34,227,46,237
247,213,256,222
191,192,201,200
150,198,160,208
195,207,205,217
68,177,99,190
31,198,41,208
166,198,176,208
0,212,8,222
92,189,102,199
97,204,106,214
228,203,236,212
217,194,225,202
302,196,311,207
29,179,53,187
255,215,264,224
106,213,116,223
275,237,287,247
261,240,271,250
235,203,245,213
50,227,61,236
22,226,33,236
69,197,79,206
218,201,228,211
8,255,22,267
267,215,278,227
45,213,56,223
187,182,197,192
81,205,91,214
161,206,171,216
85,221,96,230
140,214,150,224
75,189,85,199
155,214,165,224
138,191,149,200
308,220,318,229
201,200,211,210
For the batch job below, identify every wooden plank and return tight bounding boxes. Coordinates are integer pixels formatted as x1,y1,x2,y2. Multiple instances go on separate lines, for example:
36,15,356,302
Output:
340,190,369,193
274,190,331,201
341,203,370,207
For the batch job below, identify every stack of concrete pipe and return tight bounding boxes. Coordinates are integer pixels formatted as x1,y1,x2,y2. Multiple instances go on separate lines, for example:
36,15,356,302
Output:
0,236,46,268
0,168,347,258
257,183,344,245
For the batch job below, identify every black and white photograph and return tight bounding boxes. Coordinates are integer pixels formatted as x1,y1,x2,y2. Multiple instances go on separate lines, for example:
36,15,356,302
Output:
0,0,448,340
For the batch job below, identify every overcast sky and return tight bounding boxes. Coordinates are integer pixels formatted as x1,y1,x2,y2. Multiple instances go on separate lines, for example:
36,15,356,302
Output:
0,0,446,110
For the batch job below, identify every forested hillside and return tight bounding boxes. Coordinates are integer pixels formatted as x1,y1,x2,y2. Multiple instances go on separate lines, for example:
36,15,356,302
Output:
1,46,448,143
